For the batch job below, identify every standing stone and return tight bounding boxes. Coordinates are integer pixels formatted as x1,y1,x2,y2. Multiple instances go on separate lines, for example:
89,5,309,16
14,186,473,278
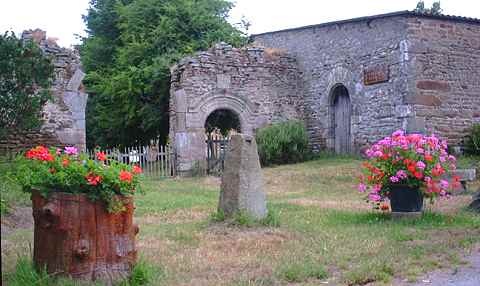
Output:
469,189,480,212
218,134,267,219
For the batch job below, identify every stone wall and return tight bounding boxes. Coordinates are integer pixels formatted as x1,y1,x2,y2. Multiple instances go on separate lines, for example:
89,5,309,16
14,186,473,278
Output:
253,15,414,152
169,43,301,174
0,29,88,153
406,18,480,146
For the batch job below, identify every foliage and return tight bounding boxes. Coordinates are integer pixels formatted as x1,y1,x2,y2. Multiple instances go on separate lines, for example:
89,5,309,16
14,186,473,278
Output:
81,0,247,148
0,161,30,215
464,123,480,155
0,31,54,139
358,130,459,208
256,120,309,166
414,1,443,15
13,145,142,212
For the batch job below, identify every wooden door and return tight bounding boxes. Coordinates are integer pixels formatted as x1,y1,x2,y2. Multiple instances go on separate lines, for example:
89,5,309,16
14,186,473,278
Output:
333,88,351,154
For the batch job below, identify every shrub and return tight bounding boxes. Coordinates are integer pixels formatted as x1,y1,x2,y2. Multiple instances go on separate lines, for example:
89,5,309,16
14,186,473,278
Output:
256,120,309,166
464,123,480,155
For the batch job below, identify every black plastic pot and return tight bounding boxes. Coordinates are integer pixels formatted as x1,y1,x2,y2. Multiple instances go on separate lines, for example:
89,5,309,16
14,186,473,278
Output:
388,185,424,212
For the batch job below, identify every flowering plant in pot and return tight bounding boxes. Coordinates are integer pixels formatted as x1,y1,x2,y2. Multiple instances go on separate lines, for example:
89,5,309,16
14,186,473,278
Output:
358,130,460,212
15,145,142,212
14,145,143,284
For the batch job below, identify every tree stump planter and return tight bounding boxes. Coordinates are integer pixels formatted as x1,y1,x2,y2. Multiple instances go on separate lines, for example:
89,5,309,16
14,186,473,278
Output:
31,190,138,285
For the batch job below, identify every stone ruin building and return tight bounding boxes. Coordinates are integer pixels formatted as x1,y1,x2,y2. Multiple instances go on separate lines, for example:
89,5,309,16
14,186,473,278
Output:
170,11,480,175
0,29,88,153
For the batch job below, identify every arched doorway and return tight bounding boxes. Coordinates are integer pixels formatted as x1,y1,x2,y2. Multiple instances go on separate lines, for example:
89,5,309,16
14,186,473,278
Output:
330,84,351,154
204,109,241,174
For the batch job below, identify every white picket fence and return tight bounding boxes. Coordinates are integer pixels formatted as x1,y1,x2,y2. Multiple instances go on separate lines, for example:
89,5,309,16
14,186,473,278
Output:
87,144,176,178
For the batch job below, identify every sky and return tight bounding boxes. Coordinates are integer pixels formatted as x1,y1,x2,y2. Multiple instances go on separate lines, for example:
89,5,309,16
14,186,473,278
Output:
1,0,479,48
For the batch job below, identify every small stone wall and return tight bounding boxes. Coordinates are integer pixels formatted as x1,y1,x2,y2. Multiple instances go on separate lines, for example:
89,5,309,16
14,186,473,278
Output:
0,29,88,153
169,43,302,175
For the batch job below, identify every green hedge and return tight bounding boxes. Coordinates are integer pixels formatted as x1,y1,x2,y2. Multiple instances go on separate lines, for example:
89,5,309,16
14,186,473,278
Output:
256,120,309,166
465,123,480,155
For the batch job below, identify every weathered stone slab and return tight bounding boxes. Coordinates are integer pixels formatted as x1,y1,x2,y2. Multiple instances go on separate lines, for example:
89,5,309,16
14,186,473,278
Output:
469,190,480,212
416,80,450,92
218,134,267,219
66,69,85,91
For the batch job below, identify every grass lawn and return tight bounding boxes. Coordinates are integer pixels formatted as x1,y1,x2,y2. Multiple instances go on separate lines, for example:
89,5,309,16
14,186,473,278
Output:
2,157,480,285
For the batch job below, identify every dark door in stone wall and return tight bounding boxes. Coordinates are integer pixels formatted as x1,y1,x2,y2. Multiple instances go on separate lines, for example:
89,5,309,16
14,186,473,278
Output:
332,85,351,154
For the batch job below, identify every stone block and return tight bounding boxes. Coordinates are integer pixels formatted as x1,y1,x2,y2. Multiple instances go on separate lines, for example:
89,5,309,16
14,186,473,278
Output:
66,69,85,91
408,94,442,106
216,74,231,89
406,117,426,134
218,134,267,219
174,89,187,113
416,80,450,92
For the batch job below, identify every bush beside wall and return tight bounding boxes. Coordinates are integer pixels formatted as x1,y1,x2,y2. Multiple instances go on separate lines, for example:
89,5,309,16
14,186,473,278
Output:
255,120,309,166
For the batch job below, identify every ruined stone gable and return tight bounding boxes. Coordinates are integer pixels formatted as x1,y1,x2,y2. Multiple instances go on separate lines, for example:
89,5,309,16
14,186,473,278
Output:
169,43,302,174
1,29,88,152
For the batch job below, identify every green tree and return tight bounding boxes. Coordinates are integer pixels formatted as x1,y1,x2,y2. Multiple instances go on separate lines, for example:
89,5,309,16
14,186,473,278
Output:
0,32,54,139
415,1,443,15
82,0,247,148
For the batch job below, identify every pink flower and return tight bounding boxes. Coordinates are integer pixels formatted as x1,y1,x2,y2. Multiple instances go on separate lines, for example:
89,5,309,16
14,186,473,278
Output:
358,183,367,193
439,156,446,162
373,151,383,157
56,148,62,155
440,180,449,189
396,170,407,179
448,155,456,162
368,192,382,202
392,130,404,137
372,184,381,193
390,176,399,183
416,161,426,170
424,176,432,183
64,146,78,155
416,148,424,154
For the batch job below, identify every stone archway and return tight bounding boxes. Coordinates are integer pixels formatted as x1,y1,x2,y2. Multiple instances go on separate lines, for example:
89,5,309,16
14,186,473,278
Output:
171,92,257,176
169,43,302,176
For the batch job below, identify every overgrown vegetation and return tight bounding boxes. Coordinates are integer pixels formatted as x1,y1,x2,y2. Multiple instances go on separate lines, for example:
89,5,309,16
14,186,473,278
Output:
81,0,248,148
0,31,54,139
256,120,309,166
464,123,480,156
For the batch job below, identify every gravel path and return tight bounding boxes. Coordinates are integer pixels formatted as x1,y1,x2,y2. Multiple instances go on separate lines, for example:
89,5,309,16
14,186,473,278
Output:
405,243,480,286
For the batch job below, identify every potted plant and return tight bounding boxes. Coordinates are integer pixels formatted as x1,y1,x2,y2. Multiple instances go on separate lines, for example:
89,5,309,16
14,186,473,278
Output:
358,130,460,213
14,146,143,284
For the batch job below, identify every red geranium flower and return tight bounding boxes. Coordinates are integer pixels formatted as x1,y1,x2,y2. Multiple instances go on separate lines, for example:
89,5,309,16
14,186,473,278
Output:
86,172,102,186
63,158,70,167
119,170,133,183
132,165,142,174
96,152,107,161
